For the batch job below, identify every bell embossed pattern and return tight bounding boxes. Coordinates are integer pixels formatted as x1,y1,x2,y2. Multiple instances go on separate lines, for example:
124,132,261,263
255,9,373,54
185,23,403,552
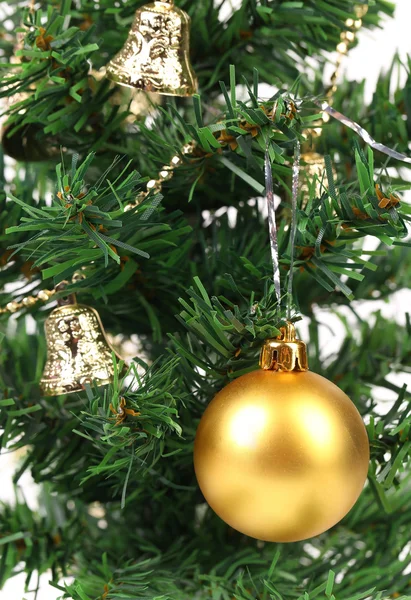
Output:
40,303,116,396
106,0,197,97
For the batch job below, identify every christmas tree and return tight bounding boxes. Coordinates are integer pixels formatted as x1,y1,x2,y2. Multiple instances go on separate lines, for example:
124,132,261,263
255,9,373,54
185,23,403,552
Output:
1,0,411,598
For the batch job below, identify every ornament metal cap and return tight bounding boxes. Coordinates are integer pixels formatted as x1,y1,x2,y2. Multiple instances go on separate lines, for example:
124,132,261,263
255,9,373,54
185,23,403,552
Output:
259,322,308,372
106,0,198,97
40,295,117,396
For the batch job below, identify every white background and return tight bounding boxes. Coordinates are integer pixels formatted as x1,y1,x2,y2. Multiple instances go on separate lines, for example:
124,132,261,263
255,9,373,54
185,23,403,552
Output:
1,0,411,597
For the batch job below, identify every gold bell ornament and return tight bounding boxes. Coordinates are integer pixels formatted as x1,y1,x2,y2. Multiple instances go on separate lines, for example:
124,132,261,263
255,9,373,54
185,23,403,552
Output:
40,292,118,396
1,35,59,162
194,323,369,543
106,0,198,97
300,126,337,200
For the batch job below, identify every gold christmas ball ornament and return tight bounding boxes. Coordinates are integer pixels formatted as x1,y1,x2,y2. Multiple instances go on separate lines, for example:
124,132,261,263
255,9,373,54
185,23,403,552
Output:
106,0,197,97
1,123,59,162
194,323,369,543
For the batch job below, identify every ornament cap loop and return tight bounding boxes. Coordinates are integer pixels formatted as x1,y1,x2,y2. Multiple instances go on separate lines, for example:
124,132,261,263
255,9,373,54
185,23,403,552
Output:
55,281,76,307
260,322,309,372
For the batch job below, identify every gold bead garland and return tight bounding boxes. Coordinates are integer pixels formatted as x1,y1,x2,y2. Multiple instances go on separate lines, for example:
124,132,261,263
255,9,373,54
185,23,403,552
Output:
0,275,85,316
0,142,198,315
0,288,55,315
325,4,369,111
301,4,369,191
125,141,196,209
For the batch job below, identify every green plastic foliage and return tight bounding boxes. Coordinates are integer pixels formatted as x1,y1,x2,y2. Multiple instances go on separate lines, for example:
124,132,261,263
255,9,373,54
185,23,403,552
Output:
1,1,411,600
0,0,394,152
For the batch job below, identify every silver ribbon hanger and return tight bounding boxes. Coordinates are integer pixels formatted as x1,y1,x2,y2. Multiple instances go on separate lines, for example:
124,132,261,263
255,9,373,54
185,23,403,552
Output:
320,101,411,165
263,96,411,317
287,140,301,320
264,139,301,314
264,140,282,308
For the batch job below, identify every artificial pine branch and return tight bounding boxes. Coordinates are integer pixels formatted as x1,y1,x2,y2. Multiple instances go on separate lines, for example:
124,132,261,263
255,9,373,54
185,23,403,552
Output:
1,0,411,599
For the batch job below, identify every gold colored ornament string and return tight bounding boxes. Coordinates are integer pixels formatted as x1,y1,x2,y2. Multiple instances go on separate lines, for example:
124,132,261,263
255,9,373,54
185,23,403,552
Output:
0,145,197,314
314,4,410,164
316,4,411,163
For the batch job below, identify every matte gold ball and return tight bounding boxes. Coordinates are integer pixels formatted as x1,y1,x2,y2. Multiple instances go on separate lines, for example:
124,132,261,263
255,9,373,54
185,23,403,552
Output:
194,370,369,542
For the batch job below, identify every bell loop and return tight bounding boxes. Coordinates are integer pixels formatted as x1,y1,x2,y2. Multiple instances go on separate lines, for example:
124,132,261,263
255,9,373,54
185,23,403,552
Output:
54,280,77,307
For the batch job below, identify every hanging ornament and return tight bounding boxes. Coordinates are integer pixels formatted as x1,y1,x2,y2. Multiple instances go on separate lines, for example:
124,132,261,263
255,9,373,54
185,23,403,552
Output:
1,123,59,162
106,0,197,97
40,292,118,396
299,119,337,200
1,33,60,162
300,144,335,199
194,323,369,543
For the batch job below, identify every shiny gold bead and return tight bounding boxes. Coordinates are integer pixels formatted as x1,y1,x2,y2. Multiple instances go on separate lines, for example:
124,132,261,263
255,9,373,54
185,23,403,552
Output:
336,41,348,54
182,142,195,155
23,296,37,307
170,155,182,168
6,301,19,313
71,271,86,283
146,179,162,193
38,290,51,301
124,192,145,211
354,5,368,18
158,169,173,182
